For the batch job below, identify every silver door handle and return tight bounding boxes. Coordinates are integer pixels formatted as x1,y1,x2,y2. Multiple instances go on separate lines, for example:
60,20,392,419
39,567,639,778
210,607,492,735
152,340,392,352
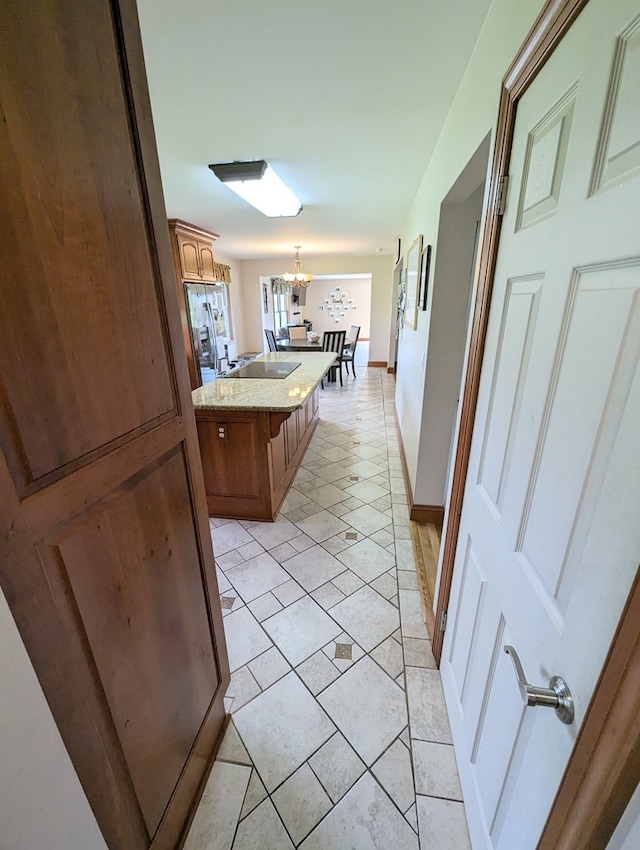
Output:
504,645,574,725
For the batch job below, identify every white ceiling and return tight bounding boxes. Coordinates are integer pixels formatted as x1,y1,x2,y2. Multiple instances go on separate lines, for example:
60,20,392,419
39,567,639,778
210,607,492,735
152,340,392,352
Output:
137,0,492,260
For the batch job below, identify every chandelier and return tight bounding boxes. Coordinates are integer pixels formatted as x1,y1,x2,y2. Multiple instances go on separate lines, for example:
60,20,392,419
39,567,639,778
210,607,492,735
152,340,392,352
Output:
282,246,313,288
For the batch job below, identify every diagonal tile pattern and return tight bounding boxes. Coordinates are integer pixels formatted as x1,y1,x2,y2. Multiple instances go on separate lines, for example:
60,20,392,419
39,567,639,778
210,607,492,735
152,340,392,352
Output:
185,351,470,849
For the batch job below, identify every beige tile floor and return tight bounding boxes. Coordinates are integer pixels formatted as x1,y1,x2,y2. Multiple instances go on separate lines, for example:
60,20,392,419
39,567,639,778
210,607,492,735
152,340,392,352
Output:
186,349,471,850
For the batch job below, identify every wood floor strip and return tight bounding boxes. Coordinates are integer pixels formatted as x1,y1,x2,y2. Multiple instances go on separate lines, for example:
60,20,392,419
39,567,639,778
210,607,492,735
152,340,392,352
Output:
409,520,440,641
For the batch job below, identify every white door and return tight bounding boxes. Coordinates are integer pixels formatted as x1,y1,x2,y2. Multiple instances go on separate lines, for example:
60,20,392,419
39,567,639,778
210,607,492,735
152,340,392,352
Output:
440,0,640,847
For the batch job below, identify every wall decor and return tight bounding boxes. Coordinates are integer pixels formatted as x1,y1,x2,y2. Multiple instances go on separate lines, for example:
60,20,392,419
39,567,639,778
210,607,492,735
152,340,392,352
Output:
404,234,423,330
263,282,269,313
419,244,432,311
316,286,359,328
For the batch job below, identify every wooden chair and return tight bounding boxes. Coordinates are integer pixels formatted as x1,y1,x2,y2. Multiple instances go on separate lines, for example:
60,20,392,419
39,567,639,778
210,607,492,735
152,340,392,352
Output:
265,328,278,351
341,325,361,378
288,326,307,340
321,330,346,387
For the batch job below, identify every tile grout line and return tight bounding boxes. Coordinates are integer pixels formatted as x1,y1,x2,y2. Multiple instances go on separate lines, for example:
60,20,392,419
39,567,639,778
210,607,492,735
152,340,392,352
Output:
203,369,459,849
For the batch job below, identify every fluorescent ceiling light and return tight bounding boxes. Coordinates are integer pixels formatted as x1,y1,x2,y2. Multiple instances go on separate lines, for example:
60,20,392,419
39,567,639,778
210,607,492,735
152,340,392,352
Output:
208,160,302,217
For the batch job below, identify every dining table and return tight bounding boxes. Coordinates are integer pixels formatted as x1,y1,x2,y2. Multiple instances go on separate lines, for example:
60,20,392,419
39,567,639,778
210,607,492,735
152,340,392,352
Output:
276,337,352,381
276,339,323,353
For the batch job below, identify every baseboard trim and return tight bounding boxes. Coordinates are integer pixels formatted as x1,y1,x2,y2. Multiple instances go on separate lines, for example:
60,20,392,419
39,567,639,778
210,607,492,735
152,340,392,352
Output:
367,361,387,367
410,504,444,526
387,366,395,374
393,408,415,507
392,409,444,527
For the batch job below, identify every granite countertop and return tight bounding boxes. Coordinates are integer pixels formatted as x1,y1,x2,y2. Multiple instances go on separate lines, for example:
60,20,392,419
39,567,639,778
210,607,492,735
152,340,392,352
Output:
191,351,337,412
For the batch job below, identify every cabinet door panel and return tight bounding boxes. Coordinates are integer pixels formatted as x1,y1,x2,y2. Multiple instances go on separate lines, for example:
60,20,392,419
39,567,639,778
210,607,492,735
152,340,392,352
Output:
0,3,176,495
57,448,216,835
284,410,300,462
197,419,263,497
199,242,216,279
177,235,201,279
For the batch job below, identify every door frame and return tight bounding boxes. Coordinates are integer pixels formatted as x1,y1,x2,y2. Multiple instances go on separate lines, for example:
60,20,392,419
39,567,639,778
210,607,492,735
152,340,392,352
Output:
432,0,640,846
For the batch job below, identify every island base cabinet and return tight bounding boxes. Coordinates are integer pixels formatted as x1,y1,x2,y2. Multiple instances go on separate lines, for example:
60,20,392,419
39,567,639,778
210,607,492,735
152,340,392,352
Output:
195,389,319,521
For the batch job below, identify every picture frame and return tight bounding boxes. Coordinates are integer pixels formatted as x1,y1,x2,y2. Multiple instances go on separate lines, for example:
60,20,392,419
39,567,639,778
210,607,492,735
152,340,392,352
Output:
263,282,269,313
419,244,432,311
404,234,422,329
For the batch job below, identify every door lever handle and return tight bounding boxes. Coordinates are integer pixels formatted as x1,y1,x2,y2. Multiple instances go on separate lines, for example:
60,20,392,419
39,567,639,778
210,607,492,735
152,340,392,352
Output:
504,645,574,725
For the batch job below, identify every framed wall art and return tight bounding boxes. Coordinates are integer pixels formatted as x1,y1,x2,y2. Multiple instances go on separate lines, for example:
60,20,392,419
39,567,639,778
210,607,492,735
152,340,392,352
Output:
419,244,432,310
404,234,422,330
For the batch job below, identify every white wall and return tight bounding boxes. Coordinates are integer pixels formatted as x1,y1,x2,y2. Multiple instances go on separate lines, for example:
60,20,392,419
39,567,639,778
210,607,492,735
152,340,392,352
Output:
0,588,107,850
607,782,640,850
235,254,393,362
395,0,546,501
415,178,486,506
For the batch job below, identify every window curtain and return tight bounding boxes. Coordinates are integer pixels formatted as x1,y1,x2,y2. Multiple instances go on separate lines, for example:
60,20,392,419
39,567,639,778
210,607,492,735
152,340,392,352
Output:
271,276,292,295
213,263,231,284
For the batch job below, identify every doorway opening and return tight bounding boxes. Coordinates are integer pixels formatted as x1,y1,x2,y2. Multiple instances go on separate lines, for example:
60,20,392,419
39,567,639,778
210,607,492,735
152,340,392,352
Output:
413,134,491,617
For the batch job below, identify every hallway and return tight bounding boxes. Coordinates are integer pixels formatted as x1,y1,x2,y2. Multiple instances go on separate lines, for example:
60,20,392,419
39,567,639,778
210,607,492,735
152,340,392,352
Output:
186,361,470,849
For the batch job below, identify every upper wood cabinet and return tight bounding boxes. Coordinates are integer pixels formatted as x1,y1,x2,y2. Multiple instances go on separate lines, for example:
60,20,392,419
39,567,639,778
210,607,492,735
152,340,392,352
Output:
169,219,219,281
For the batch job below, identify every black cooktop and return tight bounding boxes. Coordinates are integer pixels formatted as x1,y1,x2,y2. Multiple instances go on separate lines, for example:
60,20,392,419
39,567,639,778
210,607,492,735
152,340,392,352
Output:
227,361,302,379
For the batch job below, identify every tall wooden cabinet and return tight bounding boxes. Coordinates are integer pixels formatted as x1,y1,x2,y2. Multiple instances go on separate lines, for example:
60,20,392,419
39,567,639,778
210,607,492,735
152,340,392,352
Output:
0,3,229,849
169,219,222,390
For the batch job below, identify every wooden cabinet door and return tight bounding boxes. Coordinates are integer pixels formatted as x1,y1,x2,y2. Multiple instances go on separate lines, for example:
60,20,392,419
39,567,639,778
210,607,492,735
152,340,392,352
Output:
176,233,202,279
0,3,229,849
284,409,300,463
198,241,216,280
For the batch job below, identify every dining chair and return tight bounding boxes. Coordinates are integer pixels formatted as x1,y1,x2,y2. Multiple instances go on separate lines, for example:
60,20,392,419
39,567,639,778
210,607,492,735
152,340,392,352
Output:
341,324,361,378
321,329,346,387
288,326,307,340
265,328,278,352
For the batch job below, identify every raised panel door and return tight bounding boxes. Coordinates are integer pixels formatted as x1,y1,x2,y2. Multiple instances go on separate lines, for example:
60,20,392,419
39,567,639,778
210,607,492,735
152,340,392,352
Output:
0,3,229,849
284,409,300,463
440,1,640,847
196,417,263,498
176,233,202,280
198,241,216,280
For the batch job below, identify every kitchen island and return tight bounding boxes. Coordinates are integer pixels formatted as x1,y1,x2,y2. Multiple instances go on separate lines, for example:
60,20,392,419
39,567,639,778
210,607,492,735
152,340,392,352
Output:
192,352,336,521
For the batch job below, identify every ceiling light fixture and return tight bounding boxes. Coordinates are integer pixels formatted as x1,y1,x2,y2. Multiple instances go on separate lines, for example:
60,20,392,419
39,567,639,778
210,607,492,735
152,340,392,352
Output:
208,160,302,218
282,246,313,287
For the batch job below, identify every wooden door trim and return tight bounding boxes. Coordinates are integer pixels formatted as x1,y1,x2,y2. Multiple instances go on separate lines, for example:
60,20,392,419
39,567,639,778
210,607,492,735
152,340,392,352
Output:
537,569,640,849
434,0,640,846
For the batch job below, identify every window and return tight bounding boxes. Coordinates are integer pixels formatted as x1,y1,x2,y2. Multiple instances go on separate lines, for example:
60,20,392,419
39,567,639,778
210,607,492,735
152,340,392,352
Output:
273,289,289,334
